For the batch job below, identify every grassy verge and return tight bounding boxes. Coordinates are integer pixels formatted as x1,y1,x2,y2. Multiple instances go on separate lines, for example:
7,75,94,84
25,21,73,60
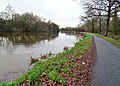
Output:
96,34,120,48
0,33,93,86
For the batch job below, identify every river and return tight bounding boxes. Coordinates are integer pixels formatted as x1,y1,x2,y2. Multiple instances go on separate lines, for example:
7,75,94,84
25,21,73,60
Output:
0,32,82,82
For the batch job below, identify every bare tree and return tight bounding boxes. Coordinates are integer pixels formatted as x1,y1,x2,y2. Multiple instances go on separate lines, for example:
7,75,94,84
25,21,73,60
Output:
88,0,120,36
80,0,120,36
4,4,15,20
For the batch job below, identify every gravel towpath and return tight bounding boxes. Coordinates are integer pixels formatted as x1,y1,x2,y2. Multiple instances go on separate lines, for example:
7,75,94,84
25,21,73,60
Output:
93,36,120,86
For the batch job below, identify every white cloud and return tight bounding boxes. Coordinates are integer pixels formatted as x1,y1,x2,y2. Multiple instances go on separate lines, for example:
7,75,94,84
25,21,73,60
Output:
0,0,83,27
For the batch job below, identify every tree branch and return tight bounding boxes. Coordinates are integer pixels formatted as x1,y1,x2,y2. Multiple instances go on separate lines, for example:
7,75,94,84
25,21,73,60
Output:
91,8,108,12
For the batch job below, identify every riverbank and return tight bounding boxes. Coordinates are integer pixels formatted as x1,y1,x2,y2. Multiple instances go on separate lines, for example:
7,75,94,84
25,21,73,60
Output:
96,34,120,48
0,33,96,86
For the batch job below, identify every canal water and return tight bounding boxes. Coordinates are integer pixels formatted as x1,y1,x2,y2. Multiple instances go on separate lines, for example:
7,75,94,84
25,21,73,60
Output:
0,32,82,82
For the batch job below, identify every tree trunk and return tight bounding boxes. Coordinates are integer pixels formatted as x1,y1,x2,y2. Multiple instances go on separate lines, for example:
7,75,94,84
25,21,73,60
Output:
105,18,110,36
115,31,117,35
92,19,94,33
99,18,102,34
113,10,118,36
105,0,111,36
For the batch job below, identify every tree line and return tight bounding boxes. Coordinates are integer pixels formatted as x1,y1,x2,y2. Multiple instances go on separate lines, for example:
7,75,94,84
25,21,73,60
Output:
79,0,120,37
0,4,59,32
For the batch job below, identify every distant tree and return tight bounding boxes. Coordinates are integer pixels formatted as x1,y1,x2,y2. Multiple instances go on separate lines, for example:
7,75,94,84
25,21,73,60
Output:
80,6,98,33
4,4,15,20
112,9,118,35
47,21,59,32
0,5,59,32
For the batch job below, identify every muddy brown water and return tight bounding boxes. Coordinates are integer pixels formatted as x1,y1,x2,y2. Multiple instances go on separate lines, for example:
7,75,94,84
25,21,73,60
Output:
0,32,82,83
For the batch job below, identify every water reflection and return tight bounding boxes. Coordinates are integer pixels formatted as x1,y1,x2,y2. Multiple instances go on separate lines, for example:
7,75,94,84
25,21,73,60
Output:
0,32,58,45
61,31,83,39
61,31,77,35
0,32,58,55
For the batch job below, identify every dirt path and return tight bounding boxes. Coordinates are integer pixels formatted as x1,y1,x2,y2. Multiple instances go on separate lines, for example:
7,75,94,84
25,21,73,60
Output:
93,36,120,86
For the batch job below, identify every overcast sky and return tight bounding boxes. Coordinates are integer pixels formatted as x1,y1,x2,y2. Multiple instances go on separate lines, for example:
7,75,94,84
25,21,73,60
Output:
0,0,83,28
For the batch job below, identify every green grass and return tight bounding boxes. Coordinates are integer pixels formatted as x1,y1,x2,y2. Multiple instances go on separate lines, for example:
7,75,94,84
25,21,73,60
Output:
0,33,93,86
96,34,120,48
